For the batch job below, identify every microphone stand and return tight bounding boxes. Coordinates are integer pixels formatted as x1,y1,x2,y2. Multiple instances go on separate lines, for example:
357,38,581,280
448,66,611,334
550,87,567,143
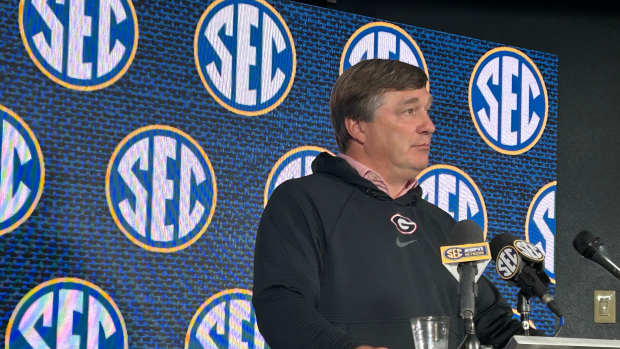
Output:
517,292,531,336
458,262,480,349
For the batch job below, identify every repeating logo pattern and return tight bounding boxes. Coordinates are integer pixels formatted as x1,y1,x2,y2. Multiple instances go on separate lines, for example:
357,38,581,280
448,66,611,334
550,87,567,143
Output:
263,146,331,206
5,278,128,349
469,47,548,155
340,21,428,77
525,181,556,282
417,164,487,237
185,289,268,349
0,0,559,343
106,125,217,253
19,0,139,90
0,105,45,236
194,0,296,116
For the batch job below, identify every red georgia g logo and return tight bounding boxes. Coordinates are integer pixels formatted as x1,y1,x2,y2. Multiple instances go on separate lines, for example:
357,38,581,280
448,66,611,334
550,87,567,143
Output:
390,214,417,235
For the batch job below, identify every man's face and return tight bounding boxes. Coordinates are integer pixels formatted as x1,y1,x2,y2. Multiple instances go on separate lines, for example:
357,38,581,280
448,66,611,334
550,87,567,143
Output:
361,88,435,182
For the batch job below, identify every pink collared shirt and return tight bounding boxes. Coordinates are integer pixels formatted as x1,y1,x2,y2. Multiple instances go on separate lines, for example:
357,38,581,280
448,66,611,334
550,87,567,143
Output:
337,153,418,199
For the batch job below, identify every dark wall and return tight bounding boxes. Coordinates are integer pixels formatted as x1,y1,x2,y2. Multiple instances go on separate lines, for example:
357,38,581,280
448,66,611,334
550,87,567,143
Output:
298,0,620,340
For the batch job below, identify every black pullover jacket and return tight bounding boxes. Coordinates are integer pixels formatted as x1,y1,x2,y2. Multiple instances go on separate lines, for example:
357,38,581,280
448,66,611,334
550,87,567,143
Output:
253,152,527,349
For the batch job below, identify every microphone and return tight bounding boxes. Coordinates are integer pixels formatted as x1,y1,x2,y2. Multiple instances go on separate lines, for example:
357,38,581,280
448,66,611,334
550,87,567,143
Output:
440,220,491,285
490,233,562,319
573,230,620,280
440,219,491,349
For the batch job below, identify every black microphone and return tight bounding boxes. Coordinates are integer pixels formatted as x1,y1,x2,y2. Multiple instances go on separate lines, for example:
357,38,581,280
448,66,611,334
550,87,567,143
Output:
490,233,563,319
441,220,491,349
573,230,620,280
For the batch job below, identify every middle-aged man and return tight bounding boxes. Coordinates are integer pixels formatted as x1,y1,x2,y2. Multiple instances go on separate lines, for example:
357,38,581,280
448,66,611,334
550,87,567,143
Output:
253,59,531,349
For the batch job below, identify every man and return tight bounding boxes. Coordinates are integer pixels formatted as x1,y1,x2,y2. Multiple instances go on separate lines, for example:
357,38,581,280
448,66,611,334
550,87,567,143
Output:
253,59,525,349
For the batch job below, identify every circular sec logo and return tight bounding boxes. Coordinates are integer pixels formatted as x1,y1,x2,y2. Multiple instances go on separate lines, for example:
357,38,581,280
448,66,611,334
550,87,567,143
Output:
5,278,128,349
340,22,428,77
496,246,521,280
416,164,487,238
264,146,331,206
525,181,556,282
514,239,544,263
194,0,296,116
19,0,138,91
185,289,269,349
106,125,217,253
469,47,548,155
0,105,45,236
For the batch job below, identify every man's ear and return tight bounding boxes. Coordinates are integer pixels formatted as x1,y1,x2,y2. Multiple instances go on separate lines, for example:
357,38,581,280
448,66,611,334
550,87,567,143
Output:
344,117,366,144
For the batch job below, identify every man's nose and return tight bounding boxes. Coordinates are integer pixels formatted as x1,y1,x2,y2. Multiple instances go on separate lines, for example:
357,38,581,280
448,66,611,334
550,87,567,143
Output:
418,112,435,134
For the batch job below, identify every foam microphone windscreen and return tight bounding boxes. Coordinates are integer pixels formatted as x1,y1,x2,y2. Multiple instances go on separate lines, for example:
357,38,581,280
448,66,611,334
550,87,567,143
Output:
490,233,518,260
449,219,484,245
573,230,599,258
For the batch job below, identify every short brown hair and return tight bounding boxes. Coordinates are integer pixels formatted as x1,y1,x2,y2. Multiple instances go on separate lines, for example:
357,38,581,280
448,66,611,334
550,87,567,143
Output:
329,59,428,151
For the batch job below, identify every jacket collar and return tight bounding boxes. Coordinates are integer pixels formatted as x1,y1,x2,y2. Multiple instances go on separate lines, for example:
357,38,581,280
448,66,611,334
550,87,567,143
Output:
311,152,421,205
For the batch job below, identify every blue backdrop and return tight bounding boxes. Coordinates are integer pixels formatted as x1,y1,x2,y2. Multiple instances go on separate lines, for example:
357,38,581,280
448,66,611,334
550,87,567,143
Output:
0,0,557,347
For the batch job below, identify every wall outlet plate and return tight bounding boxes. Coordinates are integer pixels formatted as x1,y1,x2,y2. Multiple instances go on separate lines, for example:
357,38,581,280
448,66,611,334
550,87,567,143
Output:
594,290,616,323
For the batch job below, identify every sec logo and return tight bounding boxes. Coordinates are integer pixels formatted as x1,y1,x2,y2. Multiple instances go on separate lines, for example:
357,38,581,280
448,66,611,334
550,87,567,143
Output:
19,0,138,90
263,146,332,207
469,47,548,155
496,246,520,280
445,247,463,260
5,278,128,349
525,181,556,282
0,105,45,236
513,239,544,263
185,289,269,349
340,21,428,78
417,164,487,237
194,0,296,116
106,125,217,253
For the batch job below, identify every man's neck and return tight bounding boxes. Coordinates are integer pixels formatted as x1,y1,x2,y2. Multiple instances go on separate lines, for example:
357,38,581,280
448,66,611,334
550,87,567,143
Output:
339,152,415,199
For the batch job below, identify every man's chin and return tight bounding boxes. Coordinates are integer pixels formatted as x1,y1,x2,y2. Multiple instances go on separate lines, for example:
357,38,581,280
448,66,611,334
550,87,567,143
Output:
402,163,428,179
414,160,430,175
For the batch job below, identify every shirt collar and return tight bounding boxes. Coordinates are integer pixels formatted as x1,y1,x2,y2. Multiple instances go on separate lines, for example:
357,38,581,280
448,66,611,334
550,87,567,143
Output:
337,153,418,199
